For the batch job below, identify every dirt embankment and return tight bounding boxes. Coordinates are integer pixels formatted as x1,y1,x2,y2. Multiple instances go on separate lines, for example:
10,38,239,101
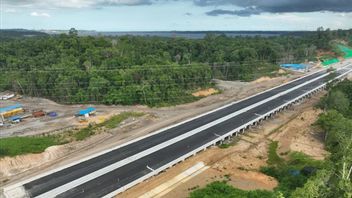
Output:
192,88,219,97
348,72,352,80
119,94,327,198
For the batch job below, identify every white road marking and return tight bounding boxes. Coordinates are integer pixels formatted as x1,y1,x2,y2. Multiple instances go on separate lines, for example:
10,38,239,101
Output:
146,166,154,172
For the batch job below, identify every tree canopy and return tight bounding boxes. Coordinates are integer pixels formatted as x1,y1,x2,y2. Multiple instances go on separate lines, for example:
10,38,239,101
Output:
1,28,351,106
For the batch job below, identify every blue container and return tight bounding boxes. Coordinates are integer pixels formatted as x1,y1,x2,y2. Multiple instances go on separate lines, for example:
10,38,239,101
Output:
281,64,307,70
47,112,58,117
9,115,21,121
77,107,96,116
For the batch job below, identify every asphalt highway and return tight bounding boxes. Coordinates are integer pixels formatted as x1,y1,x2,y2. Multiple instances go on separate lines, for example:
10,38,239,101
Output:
21,65,352,198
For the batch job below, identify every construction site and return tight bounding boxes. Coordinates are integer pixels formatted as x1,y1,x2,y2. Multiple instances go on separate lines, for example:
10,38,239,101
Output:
0,94,110,138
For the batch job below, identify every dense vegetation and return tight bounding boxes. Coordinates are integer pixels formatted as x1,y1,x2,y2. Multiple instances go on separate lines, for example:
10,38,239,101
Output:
0,112,144,157
297,79,352,197
261,151,325,197
0,28,351,106
0,29,49,39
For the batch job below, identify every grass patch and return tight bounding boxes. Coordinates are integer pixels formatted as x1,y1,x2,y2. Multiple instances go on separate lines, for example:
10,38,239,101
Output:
0,136,64,157
217,136,240,149
0,112,145,157
73,125,96,141
74,112,145,141
218,143,230,149
189,181,276,198
267,141,284,165
99,112,144,129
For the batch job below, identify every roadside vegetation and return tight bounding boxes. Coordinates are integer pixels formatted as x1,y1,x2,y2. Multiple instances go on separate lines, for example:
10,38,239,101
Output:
73,112,144,140
304,79,352,197
0,136,64,157
191,142,324,197
0,112,144,157
261,151,325,197
189,181,276,198
266,141,284,165
0,28,351,106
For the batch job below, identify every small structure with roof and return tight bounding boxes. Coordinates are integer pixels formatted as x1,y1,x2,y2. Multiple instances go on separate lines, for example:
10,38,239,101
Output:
76,107,96,118
280,63,308,71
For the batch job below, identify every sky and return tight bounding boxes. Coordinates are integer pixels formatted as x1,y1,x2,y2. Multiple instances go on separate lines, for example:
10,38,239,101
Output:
1,0,352,31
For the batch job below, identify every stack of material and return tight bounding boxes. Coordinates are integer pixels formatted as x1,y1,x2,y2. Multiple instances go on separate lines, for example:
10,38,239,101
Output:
32,110,45,118
0,104,24,118
0,93,15,100
47,112,58,117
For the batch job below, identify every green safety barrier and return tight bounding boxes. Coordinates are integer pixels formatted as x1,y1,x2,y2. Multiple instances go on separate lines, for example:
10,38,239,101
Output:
321,45,352,67
338,45,352,58
322,58,339,67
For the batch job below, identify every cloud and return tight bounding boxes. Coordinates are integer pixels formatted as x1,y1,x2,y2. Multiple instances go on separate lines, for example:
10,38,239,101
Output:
197,0,352,16
207,7,261,17
30,11,51,17
4,0,352,16
98,0,152,6
4,8,17,13
3,0,152,9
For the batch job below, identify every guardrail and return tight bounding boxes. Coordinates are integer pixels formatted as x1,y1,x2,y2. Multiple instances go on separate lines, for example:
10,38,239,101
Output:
103,66,352,198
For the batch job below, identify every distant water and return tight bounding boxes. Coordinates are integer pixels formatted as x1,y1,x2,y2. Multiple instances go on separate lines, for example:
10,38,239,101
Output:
77,31,308,39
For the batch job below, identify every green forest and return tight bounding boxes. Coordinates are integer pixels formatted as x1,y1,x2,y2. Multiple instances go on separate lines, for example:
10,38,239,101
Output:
190,79,352,198
0,28,351,106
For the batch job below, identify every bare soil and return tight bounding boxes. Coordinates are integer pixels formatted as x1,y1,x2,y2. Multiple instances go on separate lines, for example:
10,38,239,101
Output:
192,88,219,97
348,72,352,80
